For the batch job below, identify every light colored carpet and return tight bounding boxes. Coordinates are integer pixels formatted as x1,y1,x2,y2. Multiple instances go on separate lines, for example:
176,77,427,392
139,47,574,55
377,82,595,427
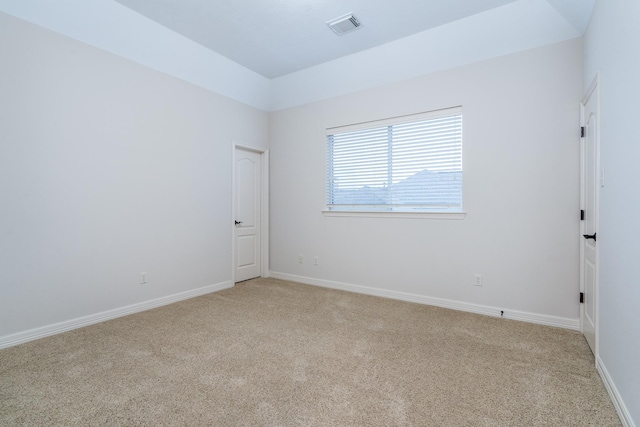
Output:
1,277,620,426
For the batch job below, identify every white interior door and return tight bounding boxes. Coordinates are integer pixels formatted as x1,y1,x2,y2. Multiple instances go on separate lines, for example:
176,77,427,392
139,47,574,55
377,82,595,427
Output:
580,77,599,355
234,148,262,282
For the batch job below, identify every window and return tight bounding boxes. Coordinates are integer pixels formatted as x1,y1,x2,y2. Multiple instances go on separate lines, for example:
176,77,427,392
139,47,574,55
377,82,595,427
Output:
326,107,463,214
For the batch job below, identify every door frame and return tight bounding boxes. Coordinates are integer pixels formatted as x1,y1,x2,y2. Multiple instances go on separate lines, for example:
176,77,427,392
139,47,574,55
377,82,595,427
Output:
232,142,269,282
579,73,600,357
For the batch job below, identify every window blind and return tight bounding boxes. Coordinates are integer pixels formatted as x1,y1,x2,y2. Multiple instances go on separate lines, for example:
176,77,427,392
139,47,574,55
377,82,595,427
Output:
326,108,462,212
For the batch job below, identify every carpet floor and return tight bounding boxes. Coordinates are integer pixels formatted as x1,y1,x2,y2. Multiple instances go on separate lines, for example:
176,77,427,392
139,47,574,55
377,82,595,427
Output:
0,277,621,426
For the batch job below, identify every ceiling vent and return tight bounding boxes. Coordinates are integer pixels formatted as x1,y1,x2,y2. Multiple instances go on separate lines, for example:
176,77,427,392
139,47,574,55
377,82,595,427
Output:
327,13,362,36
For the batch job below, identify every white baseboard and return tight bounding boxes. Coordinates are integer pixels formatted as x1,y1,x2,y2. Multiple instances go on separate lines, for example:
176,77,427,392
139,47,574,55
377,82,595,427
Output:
0,281,233,350
597,356,636,427
269,272,579,330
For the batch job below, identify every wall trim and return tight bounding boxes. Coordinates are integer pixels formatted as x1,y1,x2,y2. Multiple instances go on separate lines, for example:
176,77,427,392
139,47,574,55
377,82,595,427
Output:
597,356,636,427
269,272,580,330
0,280,233,350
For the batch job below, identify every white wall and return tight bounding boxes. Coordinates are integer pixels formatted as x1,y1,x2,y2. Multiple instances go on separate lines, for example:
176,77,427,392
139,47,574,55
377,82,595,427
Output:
1,1,583,114
0,1,271,110
270,0,581,111
583,1,640,425
269,38,583,326
0,13,268,341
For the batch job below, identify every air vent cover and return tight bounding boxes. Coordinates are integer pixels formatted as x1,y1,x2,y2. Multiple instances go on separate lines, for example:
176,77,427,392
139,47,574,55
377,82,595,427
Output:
327,13,362,36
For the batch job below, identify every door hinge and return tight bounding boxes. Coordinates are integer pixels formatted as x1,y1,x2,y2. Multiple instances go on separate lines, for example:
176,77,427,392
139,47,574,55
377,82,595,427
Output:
580,209,585,221
580,292,584,304
581,126,585,138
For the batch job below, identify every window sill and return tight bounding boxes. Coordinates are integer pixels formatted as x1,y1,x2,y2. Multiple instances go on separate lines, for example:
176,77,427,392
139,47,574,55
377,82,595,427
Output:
322,210,466,220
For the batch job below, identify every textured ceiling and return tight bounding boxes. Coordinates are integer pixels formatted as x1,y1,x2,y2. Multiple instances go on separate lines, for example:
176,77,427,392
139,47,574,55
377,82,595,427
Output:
112,0,526,78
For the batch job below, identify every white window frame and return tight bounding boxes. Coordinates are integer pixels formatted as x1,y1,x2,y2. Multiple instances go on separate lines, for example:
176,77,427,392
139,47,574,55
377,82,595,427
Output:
323,107,466,219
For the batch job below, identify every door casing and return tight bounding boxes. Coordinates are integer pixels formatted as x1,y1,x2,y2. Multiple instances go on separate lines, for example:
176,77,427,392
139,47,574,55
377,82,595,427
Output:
232,143,269,282
579,73,600,357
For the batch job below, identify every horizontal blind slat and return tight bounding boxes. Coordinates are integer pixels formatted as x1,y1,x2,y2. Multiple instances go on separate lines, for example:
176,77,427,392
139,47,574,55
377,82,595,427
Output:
327,111,463,212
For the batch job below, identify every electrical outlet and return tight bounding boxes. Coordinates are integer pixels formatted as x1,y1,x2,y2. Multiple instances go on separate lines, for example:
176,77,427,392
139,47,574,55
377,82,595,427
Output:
298,255,304,264
474,274,483,286
140,272,147,284
313,256,318,266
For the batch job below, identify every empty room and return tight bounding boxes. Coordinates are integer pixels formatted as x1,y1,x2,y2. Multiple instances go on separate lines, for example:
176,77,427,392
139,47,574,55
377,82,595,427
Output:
1,0,638,425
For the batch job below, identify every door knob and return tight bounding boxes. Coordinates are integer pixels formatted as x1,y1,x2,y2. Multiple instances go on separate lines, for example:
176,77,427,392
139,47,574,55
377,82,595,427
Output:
235,220,242,225
583,233,596,241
